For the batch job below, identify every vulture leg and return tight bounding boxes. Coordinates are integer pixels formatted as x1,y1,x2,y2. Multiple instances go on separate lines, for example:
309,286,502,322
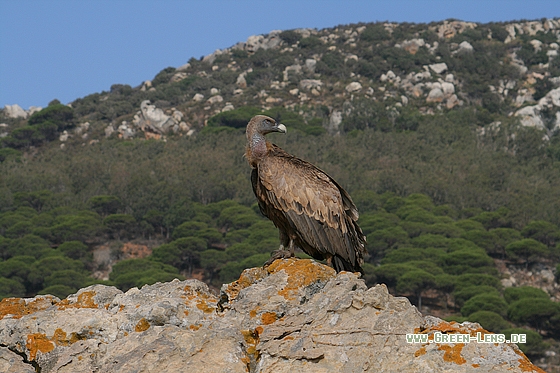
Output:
263,231,295,267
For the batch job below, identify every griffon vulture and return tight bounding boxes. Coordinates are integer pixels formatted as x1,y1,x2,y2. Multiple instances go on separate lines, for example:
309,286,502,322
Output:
245,115,366,273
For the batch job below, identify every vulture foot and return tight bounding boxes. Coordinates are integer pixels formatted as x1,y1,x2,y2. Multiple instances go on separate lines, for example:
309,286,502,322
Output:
263,247,295,267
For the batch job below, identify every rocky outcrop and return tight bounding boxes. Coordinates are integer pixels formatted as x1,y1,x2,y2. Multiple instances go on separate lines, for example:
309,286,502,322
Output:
104,100,192,140
133,100,183,134
3,104,43,119
514,87,560,137
0,259,543,372
3,104,29,119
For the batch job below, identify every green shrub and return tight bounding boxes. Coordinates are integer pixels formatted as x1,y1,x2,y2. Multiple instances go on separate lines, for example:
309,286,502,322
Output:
299,36,323,50
109,258,182,291
58,241,89,261
279,30,302,45
361,24,390,42
0,277,26,299
502,328,548,356
38,284,76,299
88,195,123,216
467,310,510,332
505,239,548,267
461,294,508,317
0,148,21,162
28,103,74,131
507,298,560,331
504,286,549,304
453,285,500,307
454,273,501,292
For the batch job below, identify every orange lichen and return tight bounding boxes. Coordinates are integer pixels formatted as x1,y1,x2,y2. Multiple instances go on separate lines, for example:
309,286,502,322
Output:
414,346,427,357
472,363,480,368
196,299,215,314
514,348,547,372
413,320,543,368
52,328,69,346
183,285,218,315
57,291,98,310
24,328,85,361
249,306,260,318
266,258,336,300
223,259,336,302
255,326,263,335
135,318,150,332
26,333,55,361
50,328,84,346
189,324,201,331
261,312,277,325
437,344,466,365
69,332,85,344
0,296,57,320
241,329,260,357
184,310,189,316
416,320,490,339
425,320,464,334
222,267,268,302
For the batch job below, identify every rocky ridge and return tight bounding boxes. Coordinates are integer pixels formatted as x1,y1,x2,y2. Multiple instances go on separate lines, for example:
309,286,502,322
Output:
0,259,544,372
3,19,560,142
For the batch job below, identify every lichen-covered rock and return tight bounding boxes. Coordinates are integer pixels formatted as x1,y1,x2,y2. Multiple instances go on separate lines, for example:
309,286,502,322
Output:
0,259,544,372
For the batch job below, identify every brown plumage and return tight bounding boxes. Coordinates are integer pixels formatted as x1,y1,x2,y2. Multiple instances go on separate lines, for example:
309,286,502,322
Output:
245,115,367,273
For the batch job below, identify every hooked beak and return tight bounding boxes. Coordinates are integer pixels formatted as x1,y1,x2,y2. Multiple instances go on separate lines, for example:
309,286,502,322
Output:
276,123,287,133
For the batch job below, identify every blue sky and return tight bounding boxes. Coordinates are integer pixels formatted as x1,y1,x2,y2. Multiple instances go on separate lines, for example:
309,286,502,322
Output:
1,0,560,110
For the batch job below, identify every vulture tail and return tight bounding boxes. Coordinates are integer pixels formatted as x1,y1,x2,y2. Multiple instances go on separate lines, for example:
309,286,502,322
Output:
331,255,364,275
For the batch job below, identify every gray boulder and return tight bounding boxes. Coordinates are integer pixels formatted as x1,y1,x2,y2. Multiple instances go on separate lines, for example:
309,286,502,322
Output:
133,100,181,135
0,259,542,372
4,104,28,119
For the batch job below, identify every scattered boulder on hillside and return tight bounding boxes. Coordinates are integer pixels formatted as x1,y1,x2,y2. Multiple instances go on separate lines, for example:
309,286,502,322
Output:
398,38,425,54
103,101,191,140
207,95,224,105
228,31,283,55
345,82,363,93
504,20,560,43
132,100,188,137
429,62,448,75
283,64,302,81
458,40,474,52
514,87,560,136
3,104,29,119
299,79,323,91
436,20,477,39
0,259,544,372
426,87,445,103
0,123,8,138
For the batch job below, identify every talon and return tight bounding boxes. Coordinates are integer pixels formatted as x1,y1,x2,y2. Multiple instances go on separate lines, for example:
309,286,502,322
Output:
263,248,295,267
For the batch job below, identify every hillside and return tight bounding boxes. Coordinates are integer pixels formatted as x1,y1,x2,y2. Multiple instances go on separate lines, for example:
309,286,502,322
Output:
1,18,560,371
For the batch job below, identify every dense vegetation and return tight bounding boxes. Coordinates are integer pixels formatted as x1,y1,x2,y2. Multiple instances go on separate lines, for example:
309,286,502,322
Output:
1,19,560,359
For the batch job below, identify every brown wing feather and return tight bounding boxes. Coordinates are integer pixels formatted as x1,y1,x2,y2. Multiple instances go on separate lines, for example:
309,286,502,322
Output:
255,144,366,270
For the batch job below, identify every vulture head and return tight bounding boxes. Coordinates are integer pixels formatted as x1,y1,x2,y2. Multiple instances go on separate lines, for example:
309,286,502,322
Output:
246,115,286,140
